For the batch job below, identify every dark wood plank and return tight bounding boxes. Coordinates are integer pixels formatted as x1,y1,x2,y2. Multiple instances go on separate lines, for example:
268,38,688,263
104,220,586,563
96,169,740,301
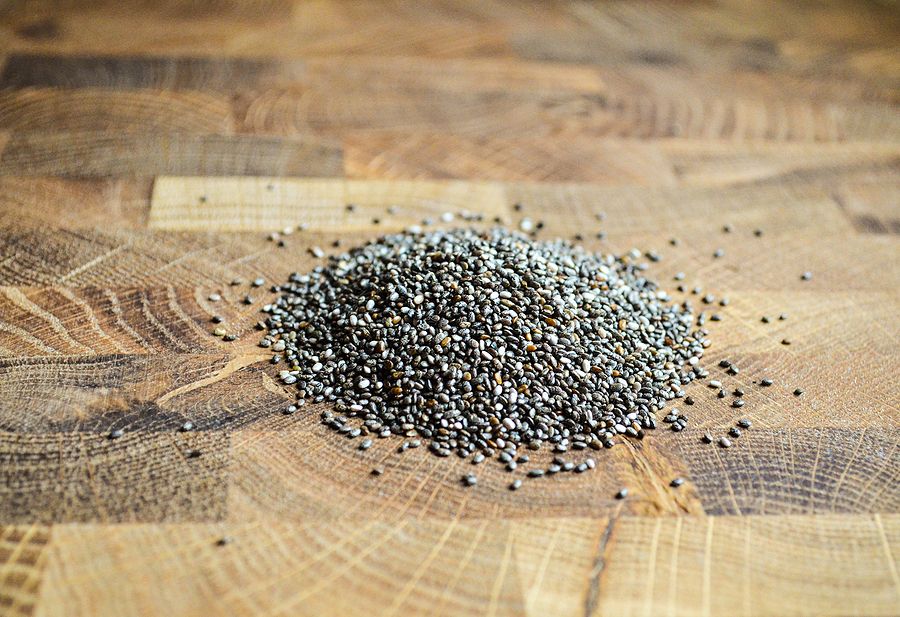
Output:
0,54,299,91
676,428,900,515
0,430,229,523
0,132,343,178
0,353,285,434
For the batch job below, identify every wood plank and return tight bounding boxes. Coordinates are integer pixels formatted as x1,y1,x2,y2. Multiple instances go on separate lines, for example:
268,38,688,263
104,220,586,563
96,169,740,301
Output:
36,519,527,617
660,140,900,187
25,515,900,617
0,430,229,523
344,134,681,184
504,181,857,238
0,176,151,229
0,2,510,58
228,412,702,523
149,177,510,232
0,54,602,96
0,353,283,434
0,132,343,178
513,0,900,88
0,89,235,133
344,134,900,184
0,54,299,91
239,87,900,142
0,286,228,357
596,514,900,617
675,428,900,516
0,227,336,288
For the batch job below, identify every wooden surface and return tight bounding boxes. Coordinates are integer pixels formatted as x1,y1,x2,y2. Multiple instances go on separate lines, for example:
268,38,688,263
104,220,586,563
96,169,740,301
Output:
0,1,898,616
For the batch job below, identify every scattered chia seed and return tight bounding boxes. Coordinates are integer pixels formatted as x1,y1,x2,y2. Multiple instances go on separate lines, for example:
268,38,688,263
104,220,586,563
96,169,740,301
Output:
670,477,684,488
463,474,477,486
801,272,812,281
108,429,124,439
719,437,732,448
793,388,804,396
510,479,523,491
208,293,221,302
760,378,773,387
615,488,628,499
737,419,752,428
729,427,742,438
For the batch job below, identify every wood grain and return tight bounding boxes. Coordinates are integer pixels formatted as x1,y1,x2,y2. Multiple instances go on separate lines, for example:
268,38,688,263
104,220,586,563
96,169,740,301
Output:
0,0,897,615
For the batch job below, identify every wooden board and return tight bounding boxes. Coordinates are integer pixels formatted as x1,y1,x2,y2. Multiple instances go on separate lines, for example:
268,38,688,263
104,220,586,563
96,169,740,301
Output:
0,1,898,616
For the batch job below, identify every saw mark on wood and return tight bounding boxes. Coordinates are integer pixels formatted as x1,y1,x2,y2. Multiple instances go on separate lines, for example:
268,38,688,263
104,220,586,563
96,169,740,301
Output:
583,516,616,617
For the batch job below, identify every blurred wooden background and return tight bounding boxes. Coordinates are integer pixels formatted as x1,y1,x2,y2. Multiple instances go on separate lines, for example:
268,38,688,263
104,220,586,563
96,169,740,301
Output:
0,1,897,616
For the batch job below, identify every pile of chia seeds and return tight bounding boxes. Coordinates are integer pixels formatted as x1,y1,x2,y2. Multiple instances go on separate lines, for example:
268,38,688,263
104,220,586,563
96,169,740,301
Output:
260,228,709,461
